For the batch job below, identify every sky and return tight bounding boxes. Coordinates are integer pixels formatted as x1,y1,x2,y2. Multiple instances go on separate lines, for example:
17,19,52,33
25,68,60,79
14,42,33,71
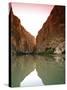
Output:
12,3,54,37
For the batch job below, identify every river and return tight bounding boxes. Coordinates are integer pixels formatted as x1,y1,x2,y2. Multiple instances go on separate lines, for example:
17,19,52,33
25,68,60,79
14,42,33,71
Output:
11,54,65,87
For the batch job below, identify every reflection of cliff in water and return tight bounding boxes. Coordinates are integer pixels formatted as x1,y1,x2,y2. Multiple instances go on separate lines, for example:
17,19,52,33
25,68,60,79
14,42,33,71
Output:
11,55,65,87
35,55,65,85
11,55,36,87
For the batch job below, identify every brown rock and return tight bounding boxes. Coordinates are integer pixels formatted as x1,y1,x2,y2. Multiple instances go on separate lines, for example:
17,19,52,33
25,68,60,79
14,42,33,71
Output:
9,4,36,54
36,6,65,53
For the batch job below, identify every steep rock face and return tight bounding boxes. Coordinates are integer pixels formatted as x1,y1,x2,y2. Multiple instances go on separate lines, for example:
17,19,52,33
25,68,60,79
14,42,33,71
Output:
36,6,65,53
9,5,36,54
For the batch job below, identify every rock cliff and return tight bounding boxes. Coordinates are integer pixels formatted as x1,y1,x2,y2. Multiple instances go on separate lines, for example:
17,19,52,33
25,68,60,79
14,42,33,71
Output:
9,4,65,55
36,6,65,54
9,4,36,54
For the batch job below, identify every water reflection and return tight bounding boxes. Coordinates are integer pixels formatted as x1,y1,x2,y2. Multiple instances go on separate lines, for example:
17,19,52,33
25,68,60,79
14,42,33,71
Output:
11,54,65,87
35,55,65,85
20,69,44,87
11,55,35,87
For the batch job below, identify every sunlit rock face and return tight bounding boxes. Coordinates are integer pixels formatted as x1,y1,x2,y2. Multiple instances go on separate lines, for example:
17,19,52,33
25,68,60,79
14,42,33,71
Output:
9,4,36,54
36,6,65,54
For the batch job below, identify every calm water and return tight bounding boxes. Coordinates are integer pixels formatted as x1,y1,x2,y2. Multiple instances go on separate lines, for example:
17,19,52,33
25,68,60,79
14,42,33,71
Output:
11,54,65,87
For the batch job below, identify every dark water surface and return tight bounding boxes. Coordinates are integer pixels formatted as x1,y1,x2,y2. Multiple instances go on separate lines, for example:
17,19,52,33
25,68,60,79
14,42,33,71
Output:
11,54,65,87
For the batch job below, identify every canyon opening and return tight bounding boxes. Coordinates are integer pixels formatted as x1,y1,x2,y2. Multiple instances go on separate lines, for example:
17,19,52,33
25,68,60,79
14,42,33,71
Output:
12,3,54,38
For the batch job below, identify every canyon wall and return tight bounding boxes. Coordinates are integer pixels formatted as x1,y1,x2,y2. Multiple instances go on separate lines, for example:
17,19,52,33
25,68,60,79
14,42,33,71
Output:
9,5,36,54
36,6,65,54
9,5,65,55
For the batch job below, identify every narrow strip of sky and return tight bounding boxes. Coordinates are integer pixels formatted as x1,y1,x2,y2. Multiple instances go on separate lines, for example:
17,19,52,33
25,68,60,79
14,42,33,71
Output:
12,3,54,37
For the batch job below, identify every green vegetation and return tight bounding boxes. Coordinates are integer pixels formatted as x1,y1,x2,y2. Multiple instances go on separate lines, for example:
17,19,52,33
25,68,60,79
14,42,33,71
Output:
16,48,55,56
45,48,55,54
36,48,55,56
